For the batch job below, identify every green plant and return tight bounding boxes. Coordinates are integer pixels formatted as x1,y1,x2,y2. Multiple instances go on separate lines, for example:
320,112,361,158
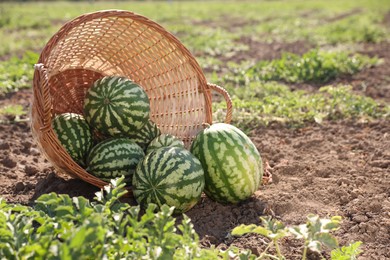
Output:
0,104,27,123
0,51,38,95
0,177,253,259
232,215,363,260
213,82,390,131
331,241,363,260
225,49,378,85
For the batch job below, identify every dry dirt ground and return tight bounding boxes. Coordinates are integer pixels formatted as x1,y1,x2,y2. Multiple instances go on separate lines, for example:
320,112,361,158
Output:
1,24,390,260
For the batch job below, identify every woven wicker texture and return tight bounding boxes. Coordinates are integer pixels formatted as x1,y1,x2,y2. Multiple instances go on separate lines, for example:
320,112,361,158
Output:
31,10,232,189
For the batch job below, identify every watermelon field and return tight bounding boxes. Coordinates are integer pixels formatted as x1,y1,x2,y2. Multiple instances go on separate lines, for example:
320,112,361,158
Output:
1,0,390,259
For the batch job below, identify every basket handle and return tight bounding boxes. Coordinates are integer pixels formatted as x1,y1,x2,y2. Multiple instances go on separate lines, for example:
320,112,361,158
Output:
33,63,52,131
207,83,233,124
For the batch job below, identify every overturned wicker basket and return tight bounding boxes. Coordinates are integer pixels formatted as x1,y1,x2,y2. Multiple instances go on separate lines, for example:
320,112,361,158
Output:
31,10,232,190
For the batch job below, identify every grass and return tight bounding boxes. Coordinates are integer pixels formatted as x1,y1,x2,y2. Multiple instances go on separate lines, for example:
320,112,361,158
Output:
0,0,389,128
213,82,390,131
0,104,27,123
0,51,38,95
0,0,389,57
224,49,379,85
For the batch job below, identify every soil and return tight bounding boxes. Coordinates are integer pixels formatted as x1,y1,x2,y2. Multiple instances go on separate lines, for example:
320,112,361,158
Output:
1,16,390,260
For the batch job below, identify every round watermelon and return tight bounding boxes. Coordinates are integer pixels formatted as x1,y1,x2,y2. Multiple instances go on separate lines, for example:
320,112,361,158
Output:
51,113,93,167
83,76,150,137
128,120,161,151
132,147,205,213
190,123,263,204
146,134,184,154
86,138,145,183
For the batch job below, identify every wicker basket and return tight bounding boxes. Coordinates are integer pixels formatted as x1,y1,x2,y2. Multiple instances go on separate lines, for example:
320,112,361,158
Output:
31,10,232,190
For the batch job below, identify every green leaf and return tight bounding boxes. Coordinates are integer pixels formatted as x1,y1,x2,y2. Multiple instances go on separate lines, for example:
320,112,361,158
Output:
331,241,363,260
232,224,270,237
317,233,339,249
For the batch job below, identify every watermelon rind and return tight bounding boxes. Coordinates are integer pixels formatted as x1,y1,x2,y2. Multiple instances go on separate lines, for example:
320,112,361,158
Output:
132,147,205,213
190,123,263,204
128,120,161,151
51,113,93,167
83,76,150,137
146,134,185,154
86,138,145,183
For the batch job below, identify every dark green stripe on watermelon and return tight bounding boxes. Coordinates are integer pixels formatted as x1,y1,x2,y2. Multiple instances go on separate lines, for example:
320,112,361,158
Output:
128,120,161,151
51,113,93,167
190,123,263,204
86,138,145,184
132,147,205,213
146,134,184,154
83,76,150,137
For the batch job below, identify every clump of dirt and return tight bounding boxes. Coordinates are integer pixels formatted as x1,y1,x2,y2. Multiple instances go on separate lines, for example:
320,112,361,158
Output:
222,37,314,64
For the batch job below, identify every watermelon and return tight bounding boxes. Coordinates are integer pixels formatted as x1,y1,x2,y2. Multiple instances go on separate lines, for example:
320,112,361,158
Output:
86,138,145,183
83,76,150,137
128,120,161,150
190,123,263,204
51,113,93,167
132,147,205,213
146,134,184,154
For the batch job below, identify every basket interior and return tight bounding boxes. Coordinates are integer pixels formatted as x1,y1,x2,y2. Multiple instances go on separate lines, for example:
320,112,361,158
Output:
39,11,210,145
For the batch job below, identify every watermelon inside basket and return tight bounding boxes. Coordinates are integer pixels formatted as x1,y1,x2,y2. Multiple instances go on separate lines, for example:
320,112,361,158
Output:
31,10,232,191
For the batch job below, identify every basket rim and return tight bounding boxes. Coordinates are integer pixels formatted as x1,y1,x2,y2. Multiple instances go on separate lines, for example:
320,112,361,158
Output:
37,9,207,86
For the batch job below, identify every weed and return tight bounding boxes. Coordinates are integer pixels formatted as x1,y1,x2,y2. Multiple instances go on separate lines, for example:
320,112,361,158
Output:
213,82,389,131
0,51,38,95
225,49,378,85
232,214,363,260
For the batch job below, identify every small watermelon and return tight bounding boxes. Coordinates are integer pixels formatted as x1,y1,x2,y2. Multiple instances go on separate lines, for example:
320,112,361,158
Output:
86,138,145,183
51,113,93,167
132,147,205,213
83,76,150,137
128,120,161,150
146,134,184,154
190,123,263,204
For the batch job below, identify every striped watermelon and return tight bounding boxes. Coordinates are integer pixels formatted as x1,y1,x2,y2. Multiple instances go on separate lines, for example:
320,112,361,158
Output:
128,120,161,150
146,134,184,154
86,138,145,183
190,123,263,204
83,76,150,137
132,147,205,213
51,113,93,167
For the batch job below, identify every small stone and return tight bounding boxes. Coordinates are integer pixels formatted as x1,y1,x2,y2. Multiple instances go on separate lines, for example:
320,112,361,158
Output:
337,178,351,186
370,160,390,169
368,202,382,213
25,165,39,176
15,182,25,192
1,157,17,168
29,148,41,156
353,214,369,223
20,160,27,165
0,142,10,150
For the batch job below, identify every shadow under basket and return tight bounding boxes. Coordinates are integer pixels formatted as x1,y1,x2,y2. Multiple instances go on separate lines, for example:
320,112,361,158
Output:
31,10,232,193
